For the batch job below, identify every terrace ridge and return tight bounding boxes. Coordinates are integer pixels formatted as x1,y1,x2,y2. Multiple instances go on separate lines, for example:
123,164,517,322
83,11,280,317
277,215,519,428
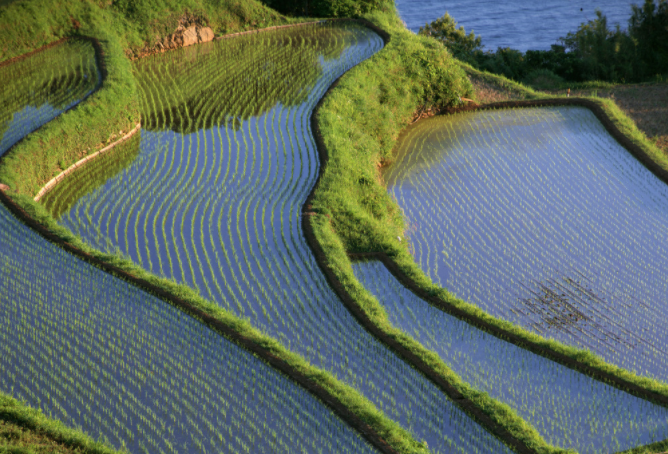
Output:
0,183,400,454
33,122,141,201
317,97,668,408
0,22,421,454
348,98,668,411
303,26,540,454
0,36,108,190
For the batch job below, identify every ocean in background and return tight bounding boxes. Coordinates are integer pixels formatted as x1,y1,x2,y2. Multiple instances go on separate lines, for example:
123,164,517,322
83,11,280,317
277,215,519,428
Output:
395,0,638,51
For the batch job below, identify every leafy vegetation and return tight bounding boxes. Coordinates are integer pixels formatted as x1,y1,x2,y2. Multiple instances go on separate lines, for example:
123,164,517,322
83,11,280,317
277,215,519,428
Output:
2,0,668,453
420,0,668,86
0,200,384,454
0,394,121,454
44,21,517,453
0,39,99,156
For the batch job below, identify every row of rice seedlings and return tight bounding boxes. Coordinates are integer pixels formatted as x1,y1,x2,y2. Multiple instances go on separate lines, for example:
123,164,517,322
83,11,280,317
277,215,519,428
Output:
353,259,668,453
383,106,668,382
0,39,99,155
49,23,514,453
0,202,381,454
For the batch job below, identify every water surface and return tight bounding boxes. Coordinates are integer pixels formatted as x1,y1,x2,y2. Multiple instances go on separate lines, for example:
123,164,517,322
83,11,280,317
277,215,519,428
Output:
395,0,637,51
384,107,668,383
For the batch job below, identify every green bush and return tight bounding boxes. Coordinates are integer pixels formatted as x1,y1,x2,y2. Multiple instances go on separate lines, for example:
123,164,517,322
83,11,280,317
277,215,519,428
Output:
522,68,565,90
259,0,390,18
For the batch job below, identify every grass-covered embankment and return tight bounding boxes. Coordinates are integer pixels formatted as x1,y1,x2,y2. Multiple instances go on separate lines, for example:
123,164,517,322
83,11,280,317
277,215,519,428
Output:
0,0,297,200
308,7,668,452
0,394,123,454
0,2,430,451
304,7,569,454
0,3,140,199
0,182,427,454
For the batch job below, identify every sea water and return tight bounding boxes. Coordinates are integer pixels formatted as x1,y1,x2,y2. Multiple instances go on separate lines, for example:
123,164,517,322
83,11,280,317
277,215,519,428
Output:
395,0,638,51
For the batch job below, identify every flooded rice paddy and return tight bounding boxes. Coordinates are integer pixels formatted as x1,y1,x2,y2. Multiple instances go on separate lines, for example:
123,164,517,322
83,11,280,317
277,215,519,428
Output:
43,22,512,453
354,259,668,453
383,107,668,383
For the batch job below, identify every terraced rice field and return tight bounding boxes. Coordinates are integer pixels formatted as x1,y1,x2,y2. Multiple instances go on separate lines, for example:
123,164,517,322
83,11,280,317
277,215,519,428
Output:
0,39,99,155
0,203,382,454
0,35,386,454
31,23,513,453
354,260,668,453
383,107,668,383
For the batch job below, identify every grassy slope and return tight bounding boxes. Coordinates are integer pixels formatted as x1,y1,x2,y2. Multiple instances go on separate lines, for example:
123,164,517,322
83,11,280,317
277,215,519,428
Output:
3,0,666,452
310,7,567,454
0,0,293,199
0,394,123,454
311,8,668,452
0,2,428,453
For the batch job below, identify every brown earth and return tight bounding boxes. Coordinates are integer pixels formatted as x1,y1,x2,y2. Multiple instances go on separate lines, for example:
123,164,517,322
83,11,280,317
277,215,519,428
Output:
551,83,668,153
131,13,215,59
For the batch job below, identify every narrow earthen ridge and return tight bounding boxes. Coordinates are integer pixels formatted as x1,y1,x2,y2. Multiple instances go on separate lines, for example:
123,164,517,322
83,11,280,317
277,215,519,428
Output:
340,98,668,409
34,122,141,201
302,24,535,454
0,186,399,454
0,35,108,190
0,24,406,454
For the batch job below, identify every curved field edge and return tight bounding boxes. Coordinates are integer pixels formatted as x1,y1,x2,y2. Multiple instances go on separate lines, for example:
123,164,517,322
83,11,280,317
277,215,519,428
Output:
0,30,139,198
349,96,668,409
303,9,564,454
0,189,425,454
0,23,430,454
307,8,668,454
0,0,302,199
0,394,123,454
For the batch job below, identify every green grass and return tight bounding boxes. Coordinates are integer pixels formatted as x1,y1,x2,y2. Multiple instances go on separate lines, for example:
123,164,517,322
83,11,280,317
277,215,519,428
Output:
308,7,572,454
1,190,430,454
0,0,298,200
309,5,668,454
3,0,668,452
0,394,123,454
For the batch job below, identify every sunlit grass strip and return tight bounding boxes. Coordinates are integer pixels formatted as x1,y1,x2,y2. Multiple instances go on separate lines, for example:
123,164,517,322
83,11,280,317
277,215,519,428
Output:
0,393,122,454
313,51,668,447
0,28,139,198
303,10,566,454
352,258,668,453
51,22,506,452
374,97,668,407
0,38,99,156
0,183,427,454
34,122,141,202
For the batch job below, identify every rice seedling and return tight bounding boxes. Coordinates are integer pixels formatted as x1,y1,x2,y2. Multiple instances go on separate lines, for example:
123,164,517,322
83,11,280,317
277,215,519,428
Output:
354,259,668,453
46,22,513,453
0,39,99,156
0,201,381,454
383,106,668,384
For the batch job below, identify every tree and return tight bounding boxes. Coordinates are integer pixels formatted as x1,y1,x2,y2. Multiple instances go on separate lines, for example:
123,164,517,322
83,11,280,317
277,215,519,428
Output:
418,13,482,64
